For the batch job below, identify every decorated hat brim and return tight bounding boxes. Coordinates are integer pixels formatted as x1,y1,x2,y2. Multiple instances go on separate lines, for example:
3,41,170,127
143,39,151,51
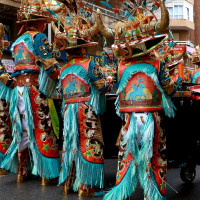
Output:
64,42,98,50
167,60,181,70
17,17,56,24
112,34,168,58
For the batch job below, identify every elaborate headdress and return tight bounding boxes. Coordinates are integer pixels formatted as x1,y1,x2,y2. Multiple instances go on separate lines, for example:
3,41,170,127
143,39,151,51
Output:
154,44,186,70
188,45,200,65
50,1,101,50
17,0,57,23
97,0,169,59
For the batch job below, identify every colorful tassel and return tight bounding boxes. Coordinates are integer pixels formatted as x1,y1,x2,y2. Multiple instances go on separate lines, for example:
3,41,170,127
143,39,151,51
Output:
0,82,12,101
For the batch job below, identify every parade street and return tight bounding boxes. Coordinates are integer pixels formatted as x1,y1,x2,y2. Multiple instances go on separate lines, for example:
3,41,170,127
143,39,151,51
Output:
0,159,199,200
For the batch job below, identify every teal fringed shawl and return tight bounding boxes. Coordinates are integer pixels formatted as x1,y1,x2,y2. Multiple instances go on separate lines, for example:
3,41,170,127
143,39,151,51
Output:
61,64,105,115
116,63,175,118
11,33,36,58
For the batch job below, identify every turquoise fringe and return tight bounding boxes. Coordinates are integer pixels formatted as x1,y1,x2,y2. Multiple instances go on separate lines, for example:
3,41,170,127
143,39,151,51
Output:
38,67,58,98
1,137,18,173
11,33,37,57
60,64,90,82
73,149,104,191
116,63,175,118
59,103,104,190
114,96,123,119
1,87,22,172
61,64,105,115
88,85,106,115
123,114,138,157
103,160,137,200
124,113,154,162
161,93,176,118
2,86,60,178
192,70,200,83
0,82,12,101
0,151,5,165
59,103,79,184
104,113,166,200
138,160,166,200
22,87,60,179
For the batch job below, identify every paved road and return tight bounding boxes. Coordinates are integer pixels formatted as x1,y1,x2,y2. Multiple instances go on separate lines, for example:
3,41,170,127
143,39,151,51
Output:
0,159,200,200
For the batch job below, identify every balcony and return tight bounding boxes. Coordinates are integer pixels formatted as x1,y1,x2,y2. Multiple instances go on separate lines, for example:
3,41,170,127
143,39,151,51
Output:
170,19,194,30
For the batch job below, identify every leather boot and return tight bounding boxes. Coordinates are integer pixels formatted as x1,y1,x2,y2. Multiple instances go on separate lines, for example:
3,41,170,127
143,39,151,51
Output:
17,149,29,183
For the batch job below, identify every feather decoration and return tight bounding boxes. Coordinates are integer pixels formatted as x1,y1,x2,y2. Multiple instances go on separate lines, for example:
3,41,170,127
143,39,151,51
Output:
46,8,57,17
56,0,61,7
100,1,112,9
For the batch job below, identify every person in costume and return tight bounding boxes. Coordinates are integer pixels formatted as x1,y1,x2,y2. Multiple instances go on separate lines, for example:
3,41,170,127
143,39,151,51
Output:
154,44,186,91
0,23,14,175
96,0,176,199
51,2,113,196
1,0,60,184
188,46,200,84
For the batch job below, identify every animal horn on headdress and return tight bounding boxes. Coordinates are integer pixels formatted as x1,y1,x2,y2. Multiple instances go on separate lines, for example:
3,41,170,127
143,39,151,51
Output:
172,46,186,60
51,21,59,35
151,0,169,32
95,9,114,39
87,10,100,36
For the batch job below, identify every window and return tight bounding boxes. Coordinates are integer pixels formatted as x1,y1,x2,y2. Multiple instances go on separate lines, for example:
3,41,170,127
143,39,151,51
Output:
167,5,184,19
174,5,183,19
167,7,173,19
187,7,189,20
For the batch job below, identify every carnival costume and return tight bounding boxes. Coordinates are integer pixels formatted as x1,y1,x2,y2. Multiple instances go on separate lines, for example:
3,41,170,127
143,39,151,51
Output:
188,46,200,84
1,0,60,183
154,43,186,91
97,0,176,199
51,2,112,196
0,23,14,175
